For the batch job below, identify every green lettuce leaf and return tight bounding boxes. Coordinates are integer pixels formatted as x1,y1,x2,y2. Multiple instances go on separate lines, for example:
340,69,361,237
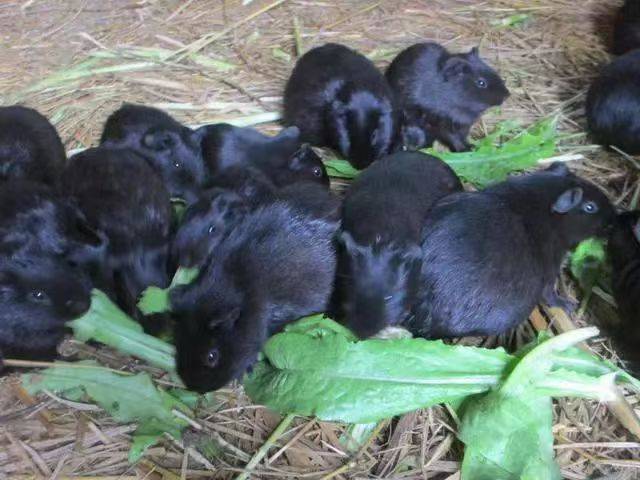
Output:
570,238,609,294
69,289,176,371
138,267,199,315
245,318,513,423
22,361,192,462
322,118,558,187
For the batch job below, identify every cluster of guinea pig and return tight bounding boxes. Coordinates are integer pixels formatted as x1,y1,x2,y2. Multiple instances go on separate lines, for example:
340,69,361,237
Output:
0,21,637,394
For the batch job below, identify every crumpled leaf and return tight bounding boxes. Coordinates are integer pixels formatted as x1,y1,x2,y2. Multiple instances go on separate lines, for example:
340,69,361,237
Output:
22,361,192,462
138,267,199,315
570,238,609,294
427,117,557,187
459,394,558,480
321,118,558,187
323,158,360,179
69,289,176,372
458,328,611,480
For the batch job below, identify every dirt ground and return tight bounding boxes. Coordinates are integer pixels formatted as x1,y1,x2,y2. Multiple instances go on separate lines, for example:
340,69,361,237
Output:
1,0,640,478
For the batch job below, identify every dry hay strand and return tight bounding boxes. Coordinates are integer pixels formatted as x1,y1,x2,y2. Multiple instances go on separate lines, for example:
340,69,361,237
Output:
1,0,640,478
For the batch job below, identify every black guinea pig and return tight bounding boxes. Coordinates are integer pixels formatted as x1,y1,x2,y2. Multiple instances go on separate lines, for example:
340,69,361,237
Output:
0,255,91,361
613,0,640,55
170,201,338,392
100,104,206,203
586,49,640,154
62,147,172,316
173,174,339,270
337,151,462,338
396,108,434,152
408,163,615,338
386,43,509,152
607,211,640,373
284,43,397,169
0,180,106,269
0,105,66,185
198,123,329,188
172,188,250,268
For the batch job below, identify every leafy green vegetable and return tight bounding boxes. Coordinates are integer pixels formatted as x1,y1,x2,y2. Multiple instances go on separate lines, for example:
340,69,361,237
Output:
322,158,360,179
69,289,176,371
22,361,192,462
246,318,639,478
172,198,187,224
427,117,557,187
570,238,609,294
459,328,605,480
321,118,558,188
245,317,513,423
138,267,199,315
460,393,559,480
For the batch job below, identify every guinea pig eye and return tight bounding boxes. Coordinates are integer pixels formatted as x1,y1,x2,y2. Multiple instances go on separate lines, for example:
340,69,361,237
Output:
476,78,487,89
582,201,598,214
173,161,182,169
31,290,47,302
312,166,323,177
207,225,215,234
204,348,220,368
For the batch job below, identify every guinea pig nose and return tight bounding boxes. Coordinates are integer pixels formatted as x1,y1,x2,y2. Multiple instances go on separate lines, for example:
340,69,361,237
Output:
65,297,91,316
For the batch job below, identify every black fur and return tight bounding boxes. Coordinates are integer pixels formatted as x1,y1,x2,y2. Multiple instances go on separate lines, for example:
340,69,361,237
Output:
0,255,91,361
199,123,329,188
174,174,338,270
586,49,640,154
613,0,640,55
386,43,509,152
338,151,462,338
101,104,206,203
409,163,615,338
0,105,66,185
172,188,250,268
275,182,341,220
0,180,106,269
607,211,640,374
61,147,172,316
284,43,396,169
171,201,338,392
396,107,434,151
207,165,277,205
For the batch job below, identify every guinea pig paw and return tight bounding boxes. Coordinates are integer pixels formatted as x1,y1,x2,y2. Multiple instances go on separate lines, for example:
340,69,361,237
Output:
541,287,578,313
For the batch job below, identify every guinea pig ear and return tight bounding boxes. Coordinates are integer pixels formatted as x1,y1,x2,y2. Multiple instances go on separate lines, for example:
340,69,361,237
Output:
546,162,570,176
209,306,241,329
192,126,209,143
443,57,471,81
143,130,174,151
287,149,306,171
552,187,584,214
